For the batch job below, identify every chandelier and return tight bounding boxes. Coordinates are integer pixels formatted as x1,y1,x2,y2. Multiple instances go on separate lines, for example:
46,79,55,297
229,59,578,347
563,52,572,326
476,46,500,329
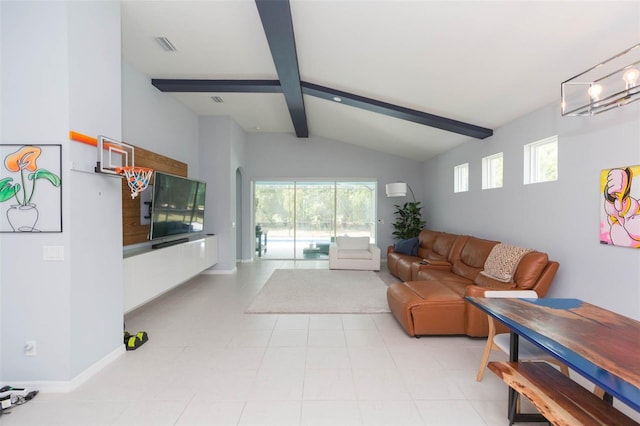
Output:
561,43,640,116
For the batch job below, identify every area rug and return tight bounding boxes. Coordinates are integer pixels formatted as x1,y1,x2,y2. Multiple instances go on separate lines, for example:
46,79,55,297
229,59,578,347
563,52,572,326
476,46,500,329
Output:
245,269,390,314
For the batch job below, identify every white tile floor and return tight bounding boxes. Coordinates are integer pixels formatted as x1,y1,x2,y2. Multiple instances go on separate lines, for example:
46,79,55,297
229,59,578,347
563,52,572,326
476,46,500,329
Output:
2,260,632,425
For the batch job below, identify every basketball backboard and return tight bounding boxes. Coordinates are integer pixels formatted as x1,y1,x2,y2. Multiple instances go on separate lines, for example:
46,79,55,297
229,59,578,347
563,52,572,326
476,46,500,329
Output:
96,135,135,175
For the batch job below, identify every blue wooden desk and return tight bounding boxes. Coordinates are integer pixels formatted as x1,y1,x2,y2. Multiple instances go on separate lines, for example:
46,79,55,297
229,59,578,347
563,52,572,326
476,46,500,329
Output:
466,297,640,421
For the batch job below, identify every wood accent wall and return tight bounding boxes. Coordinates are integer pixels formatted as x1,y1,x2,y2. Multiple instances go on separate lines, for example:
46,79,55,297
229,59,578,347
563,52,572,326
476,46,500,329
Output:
121,145,187,246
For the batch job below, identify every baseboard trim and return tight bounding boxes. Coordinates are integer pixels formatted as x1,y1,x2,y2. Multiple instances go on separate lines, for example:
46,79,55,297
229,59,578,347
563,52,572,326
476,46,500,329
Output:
200,267,236,275
10,345,125,393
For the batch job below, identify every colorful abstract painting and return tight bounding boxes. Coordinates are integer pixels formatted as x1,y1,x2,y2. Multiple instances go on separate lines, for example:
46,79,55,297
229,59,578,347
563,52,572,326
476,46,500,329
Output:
0,144,62,233
600,165,640,248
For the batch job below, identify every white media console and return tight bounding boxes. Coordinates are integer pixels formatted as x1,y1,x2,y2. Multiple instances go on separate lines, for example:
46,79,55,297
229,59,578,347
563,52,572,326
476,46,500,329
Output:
123,235,218,313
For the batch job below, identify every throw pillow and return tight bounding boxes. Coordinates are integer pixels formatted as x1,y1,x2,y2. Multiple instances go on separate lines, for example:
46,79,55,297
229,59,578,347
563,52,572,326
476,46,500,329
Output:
395,237,419,256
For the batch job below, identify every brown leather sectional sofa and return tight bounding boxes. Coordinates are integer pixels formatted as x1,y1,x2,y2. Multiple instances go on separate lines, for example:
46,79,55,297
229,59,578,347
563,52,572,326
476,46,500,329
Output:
386,229,559,337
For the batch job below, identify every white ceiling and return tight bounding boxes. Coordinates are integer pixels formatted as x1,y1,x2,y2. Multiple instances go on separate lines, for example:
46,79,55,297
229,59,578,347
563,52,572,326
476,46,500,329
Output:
121,0,640,161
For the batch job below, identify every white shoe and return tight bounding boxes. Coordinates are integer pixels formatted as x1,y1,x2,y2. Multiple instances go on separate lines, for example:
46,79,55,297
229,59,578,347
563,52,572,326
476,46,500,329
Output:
0,386,38,411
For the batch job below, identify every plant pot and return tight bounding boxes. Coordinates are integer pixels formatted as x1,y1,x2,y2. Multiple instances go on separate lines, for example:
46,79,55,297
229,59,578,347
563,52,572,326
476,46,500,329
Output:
6,204,39,232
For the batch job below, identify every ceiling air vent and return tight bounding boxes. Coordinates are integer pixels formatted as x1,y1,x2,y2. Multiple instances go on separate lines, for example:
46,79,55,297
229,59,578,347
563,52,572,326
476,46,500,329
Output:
155,36,177,52
211,96,224,103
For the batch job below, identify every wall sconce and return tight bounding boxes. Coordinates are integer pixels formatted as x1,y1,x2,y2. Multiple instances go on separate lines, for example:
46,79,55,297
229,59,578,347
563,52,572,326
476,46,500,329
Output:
561,43,640,116
385,182,416,202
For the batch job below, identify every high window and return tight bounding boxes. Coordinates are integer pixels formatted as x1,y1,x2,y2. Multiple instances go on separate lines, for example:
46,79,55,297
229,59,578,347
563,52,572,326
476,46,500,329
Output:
524,136,558,184
454,163,469,193
482,152,503,189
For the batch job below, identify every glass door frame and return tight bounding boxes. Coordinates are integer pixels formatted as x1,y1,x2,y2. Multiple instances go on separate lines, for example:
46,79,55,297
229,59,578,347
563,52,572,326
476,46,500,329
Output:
253,178,378,260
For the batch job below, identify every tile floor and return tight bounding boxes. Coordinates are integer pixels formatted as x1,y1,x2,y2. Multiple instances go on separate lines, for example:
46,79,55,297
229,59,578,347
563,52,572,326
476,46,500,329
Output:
1,261,633,425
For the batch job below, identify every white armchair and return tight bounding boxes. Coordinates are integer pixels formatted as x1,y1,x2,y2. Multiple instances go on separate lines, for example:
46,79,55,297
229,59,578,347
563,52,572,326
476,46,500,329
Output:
329,236,381,271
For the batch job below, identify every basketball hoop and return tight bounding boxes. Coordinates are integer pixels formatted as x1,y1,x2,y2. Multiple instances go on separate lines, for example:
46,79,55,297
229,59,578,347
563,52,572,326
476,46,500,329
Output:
116,166,153,199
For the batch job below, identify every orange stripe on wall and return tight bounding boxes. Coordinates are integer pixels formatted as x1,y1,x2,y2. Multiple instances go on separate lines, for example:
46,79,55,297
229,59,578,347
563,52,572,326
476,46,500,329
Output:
69,131,97,146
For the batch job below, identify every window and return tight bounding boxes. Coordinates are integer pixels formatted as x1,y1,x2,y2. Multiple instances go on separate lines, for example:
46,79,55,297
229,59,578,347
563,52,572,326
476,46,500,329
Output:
524,136,558,184
482,152,503,189
254,180,377,260
454,163,469,193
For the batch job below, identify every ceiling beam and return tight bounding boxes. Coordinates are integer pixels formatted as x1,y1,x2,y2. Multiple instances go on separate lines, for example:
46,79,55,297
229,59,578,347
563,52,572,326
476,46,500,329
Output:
152,79,281,93
301,82,493,139
150,1,493,140
152,78,494,140
255,0,308,137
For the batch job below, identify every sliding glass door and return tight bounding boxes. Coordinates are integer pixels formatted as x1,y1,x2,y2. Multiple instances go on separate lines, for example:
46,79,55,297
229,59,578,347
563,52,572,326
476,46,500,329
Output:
336,181,376,238
295,182,335,259
254,181,295,259
254,180,377,260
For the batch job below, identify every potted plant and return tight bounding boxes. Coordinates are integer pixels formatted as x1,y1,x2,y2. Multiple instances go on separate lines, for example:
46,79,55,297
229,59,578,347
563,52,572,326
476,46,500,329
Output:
391,200,425,240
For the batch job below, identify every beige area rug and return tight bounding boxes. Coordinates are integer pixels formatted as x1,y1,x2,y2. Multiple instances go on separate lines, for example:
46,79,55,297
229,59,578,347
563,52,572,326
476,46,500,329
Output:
245,269,391,314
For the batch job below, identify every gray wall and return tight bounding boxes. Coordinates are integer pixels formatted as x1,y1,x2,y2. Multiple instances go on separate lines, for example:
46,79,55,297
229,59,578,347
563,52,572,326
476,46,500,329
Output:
245,132,425,255
1,1,123,383
198,116,247,272
122,62,200,175
67,1,124,378
423,101,640,319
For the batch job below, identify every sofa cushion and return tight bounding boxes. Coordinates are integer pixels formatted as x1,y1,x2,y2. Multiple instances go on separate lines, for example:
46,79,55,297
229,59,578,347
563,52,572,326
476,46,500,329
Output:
394,237,419,255
474,272,517,289
438,280,469,297
416,230,439,258
452,237,500,280
418,230,439,250
336,236,369,250
405,280,460,301
513,251,549,289
392,254,422,282
337,249,372,260
416,268,473,286
432,232,458,258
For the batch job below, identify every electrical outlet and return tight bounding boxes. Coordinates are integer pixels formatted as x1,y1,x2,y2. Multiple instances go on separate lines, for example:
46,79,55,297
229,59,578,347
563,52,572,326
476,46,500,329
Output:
24,341,36,356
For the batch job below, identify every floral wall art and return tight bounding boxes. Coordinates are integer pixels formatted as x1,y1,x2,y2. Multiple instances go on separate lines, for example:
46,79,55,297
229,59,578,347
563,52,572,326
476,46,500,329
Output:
0,144,62,232
600,165,640,248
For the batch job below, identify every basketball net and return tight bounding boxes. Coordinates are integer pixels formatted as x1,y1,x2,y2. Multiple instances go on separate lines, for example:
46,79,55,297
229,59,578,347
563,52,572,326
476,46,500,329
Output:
116,166,153,199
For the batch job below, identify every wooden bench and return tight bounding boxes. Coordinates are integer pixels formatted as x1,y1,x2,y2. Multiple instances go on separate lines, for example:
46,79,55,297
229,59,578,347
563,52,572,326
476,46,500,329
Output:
488,361,639,426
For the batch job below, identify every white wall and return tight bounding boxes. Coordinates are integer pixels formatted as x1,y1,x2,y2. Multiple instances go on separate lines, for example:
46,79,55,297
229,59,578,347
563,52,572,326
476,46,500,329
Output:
122,65,244,269
423,101,640,319
198,116,247,272
246,132,424,254
1,0,72,383
122,62,199,175
121,61,201,253
1,1,123,384
230,121,248,261
67,1,124,379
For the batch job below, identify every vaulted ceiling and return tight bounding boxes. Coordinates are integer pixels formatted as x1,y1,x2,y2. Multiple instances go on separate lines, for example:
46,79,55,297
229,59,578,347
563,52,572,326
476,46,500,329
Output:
121,1,639,161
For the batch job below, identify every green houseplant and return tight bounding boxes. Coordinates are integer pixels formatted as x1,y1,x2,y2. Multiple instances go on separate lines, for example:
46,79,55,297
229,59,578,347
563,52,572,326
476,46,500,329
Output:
392,200,426,240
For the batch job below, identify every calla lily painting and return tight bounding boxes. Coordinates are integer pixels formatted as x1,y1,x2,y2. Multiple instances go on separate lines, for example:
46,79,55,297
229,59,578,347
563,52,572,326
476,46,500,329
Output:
1,144,62,232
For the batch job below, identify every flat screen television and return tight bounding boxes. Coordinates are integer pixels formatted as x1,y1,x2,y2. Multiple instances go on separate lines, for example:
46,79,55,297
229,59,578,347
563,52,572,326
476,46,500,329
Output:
149,171,206,247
